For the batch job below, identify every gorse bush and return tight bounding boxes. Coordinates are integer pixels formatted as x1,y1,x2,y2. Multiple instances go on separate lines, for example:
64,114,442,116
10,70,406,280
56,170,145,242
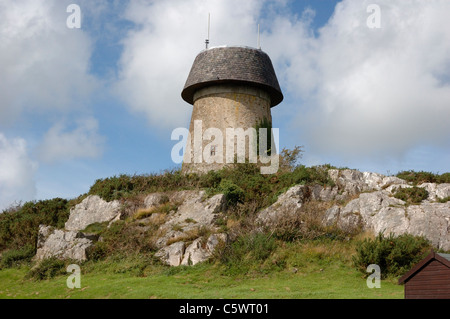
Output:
396,170,450,185
0,198,69,252
352,233,432,278
393,186,429,204
218,232,278,275
217,179,245,206
0,244,35,269
86,220,157,261
88,169,190,202
438,196,450,203
26,257,68,281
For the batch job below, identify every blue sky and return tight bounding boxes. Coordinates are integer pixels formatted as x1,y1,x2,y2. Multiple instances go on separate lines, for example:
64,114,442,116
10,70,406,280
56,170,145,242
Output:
1,0,449,210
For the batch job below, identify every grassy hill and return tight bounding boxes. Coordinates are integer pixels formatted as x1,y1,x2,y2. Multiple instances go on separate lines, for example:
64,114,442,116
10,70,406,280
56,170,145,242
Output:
1,148,448,299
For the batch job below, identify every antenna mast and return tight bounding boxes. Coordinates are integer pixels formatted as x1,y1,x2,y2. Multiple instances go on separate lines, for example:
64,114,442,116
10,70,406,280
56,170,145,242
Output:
205,13,210,49
257,24,261,49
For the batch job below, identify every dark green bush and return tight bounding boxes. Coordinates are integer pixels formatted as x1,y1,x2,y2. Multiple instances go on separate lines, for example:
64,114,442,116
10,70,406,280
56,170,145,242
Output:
393,186,429,204
438,196,450,203
86,241,108,261
278,165,335,188
0,244,35,269
88,169,194,202
27,258,67,281
352,233,432,278
219,233,277,275
86,220,155,261
0,198,69,252
217,179,245,206
396,170,450,185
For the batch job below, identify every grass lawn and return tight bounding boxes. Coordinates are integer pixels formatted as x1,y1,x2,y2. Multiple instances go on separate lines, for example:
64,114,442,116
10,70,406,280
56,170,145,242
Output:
0,261,403,299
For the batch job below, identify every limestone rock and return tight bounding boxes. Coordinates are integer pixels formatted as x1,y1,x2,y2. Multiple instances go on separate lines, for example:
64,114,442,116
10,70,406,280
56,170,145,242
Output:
151,190,227,266
323,190,406,231
156,233,227,267
35,225,93,262
323,190,450,250
65,195,121,232
144,193,168,208
418,183,450,201
155,191,226,248
310,185,339,202
181,233,228,266
256,185,307,227
169,192,225,226
405,203,450,250
181,238,208,266
206,233,228,252
155,241,186,267
328,169,407,198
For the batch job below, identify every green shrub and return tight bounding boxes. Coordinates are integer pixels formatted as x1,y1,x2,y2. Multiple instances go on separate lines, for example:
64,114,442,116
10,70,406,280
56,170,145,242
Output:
88,169,201,202
278,146,304,172
217,179,245,206
219,233,277,275
352,233,432,278
87,220,156,260
87,241,108,261
0,244,35,269
27,258,67,281
199,170,222,188
0,198,69,252
393,186,429,204
438,196,450,203
396,170,450,185
278,165,335,188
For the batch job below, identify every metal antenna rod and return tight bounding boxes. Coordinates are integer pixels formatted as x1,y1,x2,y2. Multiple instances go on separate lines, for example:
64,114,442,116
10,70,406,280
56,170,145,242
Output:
257,23,261,49
205,13,210,49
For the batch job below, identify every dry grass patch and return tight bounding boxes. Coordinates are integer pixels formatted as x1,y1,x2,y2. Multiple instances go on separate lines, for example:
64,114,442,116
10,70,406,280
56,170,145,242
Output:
166,226,213,246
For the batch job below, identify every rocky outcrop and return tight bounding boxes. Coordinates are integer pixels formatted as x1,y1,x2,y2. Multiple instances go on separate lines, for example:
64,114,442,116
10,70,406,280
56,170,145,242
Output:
257,169,450,251
327,169,407,199
155,233,227,267
35,225,93,262
154,241,185,267
418,183,450,201
33,168,449,265
256,169,411,228
36,195,122,262
322,169,450,250
151,191,227,266
65,195,122,232
323,191,450,250
256,185,308,228
153,191,226,249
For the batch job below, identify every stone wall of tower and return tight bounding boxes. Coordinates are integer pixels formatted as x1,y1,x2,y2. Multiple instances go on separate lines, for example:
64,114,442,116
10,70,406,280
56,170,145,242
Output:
182,84,272,174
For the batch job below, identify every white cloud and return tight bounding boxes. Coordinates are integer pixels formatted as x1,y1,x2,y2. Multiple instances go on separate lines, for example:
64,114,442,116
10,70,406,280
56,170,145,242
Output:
0,133,37,211
272,0,450,160
37,117,105,163
0,0,98,124
115,0,450,166
115,0,265,130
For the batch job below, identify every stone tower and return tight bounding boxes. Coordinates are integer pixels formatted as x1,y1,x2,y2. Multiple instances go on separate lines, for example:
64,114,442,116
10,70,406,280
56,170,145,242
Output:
181,45,283,174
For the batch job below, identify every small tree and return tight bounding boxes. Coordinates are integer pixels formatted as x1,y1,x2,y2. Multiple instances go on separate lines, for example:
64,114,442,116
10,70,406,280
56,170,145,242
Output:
279,146,304,172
